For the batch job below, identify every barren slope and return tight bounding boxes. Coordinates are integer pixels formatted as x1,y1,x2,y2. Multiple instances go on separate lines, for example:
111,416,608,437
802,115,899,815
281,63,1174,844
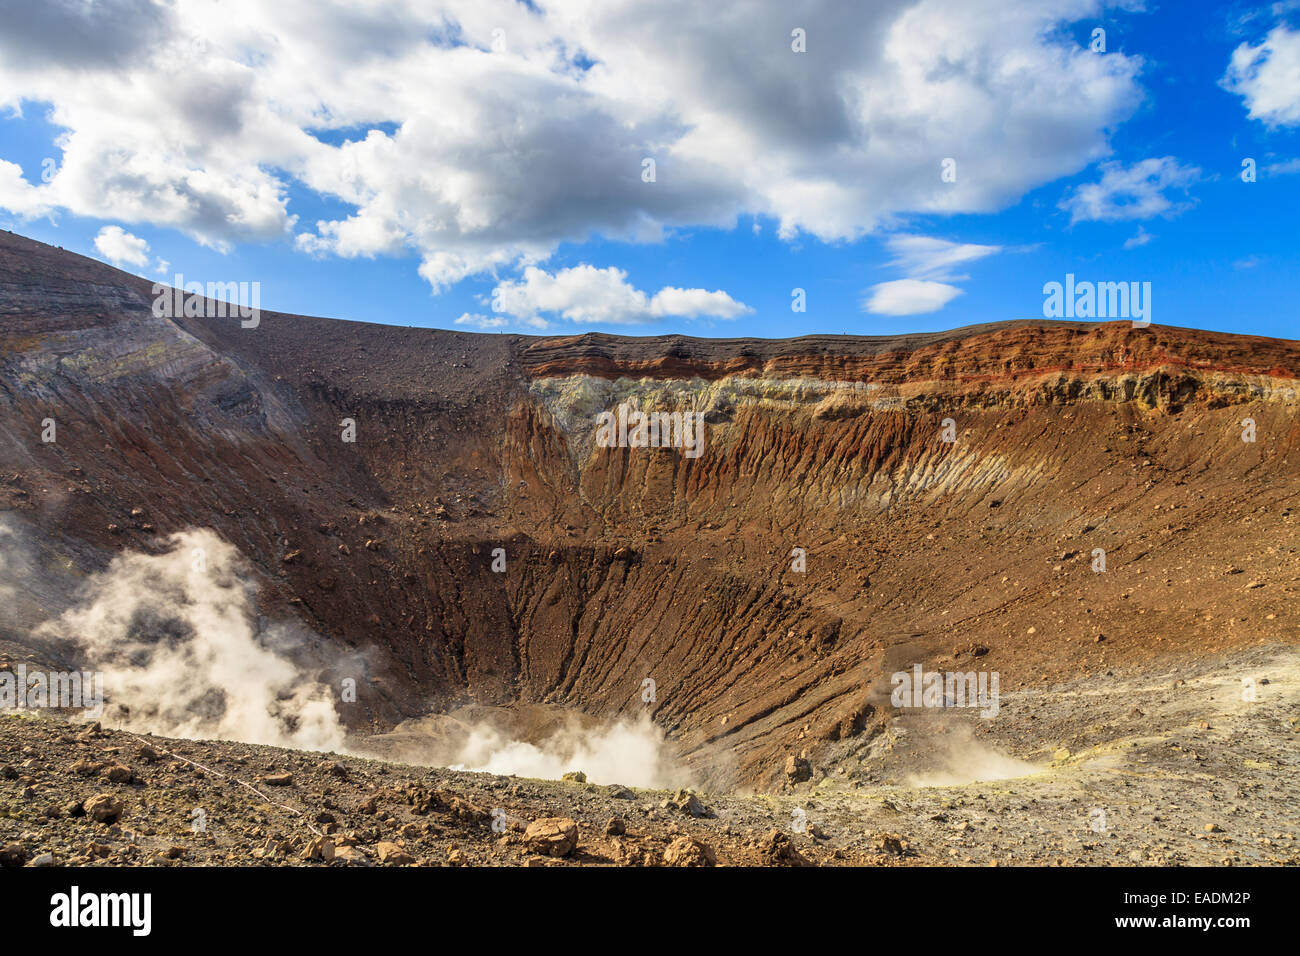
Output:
2,229,1298,792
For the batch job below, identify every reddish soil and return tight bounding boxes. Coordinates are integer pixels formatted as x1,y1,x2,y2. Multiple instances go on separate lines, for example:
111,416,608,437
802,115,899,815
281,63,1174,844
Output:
2,228,1298,797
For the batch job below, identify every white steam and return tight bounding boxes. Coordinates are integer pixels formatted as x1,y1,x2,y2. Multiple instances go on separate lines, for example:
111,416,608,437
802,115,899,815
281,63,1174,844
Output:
903,724,1041,788
35,529,346,751
0,515,40,620
0,519,20,608
448,715,682,789
19,525,686,787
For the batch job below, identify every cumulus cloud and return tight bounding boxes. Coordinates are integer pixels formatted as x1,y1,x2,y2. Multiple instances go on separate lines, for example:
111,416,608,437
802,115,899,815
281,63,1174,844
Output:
0,160,52,217
864,278,964,315
0,0,1145,291
92,225,151,268
1222,24,1300,127
487,264,751,325
0,0,166,72
648,286,753,320
1060,157,1200,223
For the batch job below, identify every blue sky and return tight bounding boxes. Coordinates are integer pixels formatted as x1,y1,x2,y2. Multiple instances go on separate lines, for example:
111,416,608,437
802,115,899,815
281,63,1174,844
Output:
0,0,1297,340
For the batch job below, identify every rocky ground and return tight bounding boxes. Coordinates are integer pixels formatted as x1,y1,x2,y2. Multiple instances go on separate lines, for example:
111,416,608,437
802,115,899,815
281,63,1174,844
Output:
3,642,1295,868
3,232,1299,866
0,710,904,867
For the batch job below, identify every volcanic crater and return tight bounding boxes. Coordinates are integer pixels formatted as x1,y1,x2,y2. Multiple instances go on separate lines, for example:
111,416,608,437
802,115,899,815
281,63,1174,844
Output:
2,229,1298,808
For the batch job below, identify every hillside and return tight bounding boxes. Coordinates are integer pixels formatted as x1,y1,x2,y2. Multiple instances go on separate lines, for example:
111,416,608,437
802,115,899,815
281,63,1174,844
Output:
1,229,1298,795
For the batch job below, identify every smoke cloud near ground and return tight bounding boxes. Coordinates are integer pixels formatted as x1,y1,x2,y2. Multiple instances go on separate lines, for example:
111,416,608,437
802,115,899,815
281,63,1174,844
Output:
903,723,1041,788
34,528,347,752
0,518,23,610
0,515,45,628
448,716,685,789
359,708,691,790
14,524,688,788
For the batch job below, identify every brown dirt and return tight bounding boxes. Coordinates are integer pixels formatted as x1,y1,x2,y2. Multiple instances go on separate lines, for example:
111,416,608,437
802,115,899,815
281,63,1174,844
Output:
1,229,1298,843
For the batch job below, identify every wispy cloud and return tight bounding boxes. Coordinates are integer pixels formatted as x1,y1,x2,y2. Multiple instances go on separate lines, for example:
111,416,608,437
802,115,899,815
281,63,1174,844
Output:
863,234,1001,316
1060,157,1200,224
1123,226,1154,249
880,234,1002,282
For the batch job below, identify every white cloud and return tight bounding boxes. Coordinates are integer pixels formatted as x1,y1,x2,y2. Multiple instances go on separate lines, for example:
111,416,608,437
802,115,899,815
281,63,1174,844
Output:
454,312,552,330
453,313,515,330
881,234,1001,281
1060,157,1200,223
0,0,1145,290
1264,157,1300,175
647,286,753,320
1123,226,1153,249
92,225,151,268
1223,24,1300,127
0,160,52,217
488,264,750,325
864,278,963,315
862,233,1000,316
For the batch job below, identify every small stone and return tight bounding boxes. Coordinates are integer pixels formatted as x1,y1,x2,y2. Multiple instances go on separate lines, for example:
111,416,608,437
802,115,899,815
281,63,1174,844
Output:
760,830,811,867
333,845,370,865
873,833,907,856
663,836,716,867
0,843,29,867
784,755,812,783
376,841,416,866
302,836,335,861
83,793,124,824
524,817,579,858
101,763,135,784
666,789,713,818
